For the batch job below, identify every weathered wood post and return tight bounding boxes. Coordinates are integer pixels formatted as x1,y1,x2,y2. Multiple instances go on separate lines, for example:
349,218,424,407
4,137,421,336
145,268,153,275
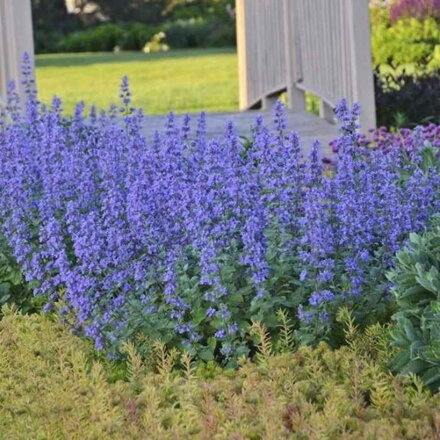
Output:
283,0,306,113
236,0,377,129
236,0,289,111
0,0,35,107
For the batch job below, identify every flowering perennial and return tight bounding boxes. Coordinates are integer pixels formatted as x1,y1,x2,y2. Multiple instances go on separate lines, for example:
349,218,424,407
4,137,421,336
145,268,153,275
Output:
367,124,440,151
331,123,440,155
0,64,439,361
390,0,440,22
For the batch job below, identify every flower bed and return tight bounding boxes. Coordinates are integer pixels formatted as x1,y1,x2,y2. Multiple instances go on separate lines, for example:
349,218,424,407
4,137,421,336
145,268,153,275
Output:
1,65,439,362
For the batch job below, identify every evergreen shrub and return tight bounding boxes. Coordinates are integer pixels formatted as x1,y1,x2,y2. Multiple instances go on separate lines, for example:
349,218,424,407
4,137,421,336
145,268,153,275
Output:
0,308,439,439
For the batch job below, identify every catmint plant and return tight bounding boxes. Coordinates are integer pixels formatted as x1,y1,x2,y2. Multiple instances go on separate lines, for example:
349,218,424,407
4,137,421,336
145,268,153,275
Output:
0,59,439,362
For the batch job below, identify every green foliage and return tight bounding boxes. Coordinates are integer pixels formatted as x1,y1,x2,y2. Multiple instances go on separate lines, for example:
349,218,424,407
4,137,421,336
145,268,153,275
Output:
97,0,166,24
34,30,65,54
120,23,161,51
32,1,235,54
77,0,232,26
166,0,233,21
162,19,208,48
55,19,235,54
370,4,440,127
1,308,439,439
31,0,77,33
59,24,126,52
164,17,235,48
143,31,170,53
0,238,39,315
374,67,440,127
387,215,440,391
372,17,440,71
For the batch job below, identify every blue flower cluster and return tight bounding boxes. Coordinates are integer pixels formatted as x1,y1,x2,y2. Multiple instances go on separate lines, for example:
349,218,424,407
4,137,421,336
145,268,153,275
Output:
1,62,439,361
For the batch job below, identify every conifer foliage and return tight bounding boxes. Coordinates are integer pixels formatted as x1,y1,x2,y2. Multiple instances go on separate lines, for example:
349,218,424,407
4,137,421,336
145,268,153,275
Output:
0,308,439,439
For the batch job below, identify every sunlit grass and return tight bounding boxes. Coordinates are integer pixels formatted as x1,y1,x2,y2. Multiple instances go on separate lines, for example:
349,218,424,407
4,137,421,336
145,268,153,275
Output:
36,48,239,115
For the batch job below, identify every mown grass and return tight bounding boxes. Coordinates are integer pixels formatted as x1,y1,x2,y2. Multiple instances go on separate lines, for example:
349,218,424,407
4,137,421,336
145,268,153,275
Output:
35,48,239,115
35,48,325,117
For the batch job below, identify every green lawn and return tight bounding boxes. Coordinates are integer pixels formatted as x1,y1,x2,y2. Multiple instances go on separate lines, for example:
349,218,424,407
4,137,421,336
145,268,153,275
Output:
35,48,239,115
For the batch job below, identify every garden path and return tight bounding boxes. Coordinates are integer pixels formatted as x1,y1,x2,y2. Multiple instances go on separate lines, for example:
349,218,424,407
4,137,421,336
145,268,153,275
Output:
141,110,338,157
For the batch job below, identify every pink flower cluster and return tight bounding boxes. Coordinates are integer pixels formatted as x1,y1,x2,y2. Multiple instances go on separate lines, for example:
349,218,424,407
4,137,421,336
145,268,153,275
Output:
390,0,440,22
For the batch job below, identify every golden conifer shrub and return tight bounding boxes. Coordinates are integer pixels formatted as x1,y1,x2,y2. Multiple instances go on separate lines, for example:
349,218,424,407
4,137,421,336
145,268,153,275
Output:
0,306,439,440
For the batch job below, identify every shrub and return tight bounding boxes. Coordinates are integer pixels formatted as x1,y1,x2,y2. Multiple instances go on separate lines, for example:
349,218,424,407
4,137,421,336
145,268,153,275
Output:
374,68,440,127
387,215,440,390
1,308,439,439
163,19,209,48
164,18,235,49
370,1,440,127
34,30,65,54
1,64,440,363
59,24,125,53
204,19,236,47
53,19,235,55
143,32,169,54
120,23,160,51
372,17,440,71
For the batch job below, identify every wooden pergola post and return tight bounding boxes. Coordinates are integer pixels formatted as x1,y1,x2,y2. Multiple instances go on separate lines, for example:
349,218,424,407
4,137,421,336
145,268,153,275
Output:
0,0,35,107
236,0,377,129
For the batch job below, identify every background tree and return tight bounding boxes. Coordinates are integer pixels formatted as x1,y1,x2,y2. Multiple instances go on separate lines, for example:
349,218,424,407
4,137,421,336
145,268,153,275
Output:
31,0,75,32
94,0,166,24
